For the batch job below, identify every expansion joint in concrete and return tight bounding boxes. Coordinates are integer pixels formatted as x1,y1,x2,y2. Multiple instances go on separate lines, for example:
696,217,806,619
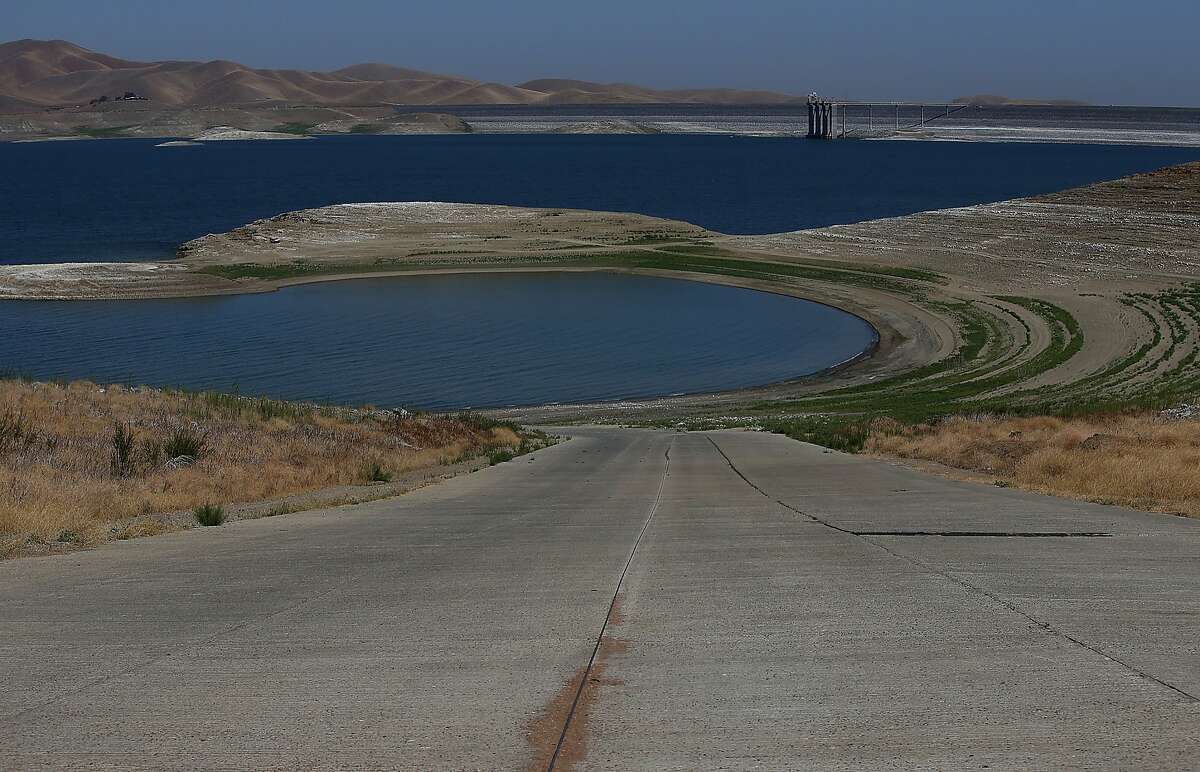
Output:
863,536,1200,704
546,439,674,771
703,433,1200,705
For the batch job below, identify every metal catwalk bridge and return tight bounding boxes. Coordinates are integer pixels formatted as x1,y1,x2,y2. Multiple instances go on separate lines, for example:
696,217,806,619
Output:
807,99,970,138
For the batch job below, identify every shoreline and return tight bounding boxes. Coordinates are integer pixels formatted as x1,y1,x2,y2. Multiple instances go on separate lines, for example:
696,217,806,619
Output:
2,161,1199,423
6,102,1200,147
6,127,1200,147
0,263,900,413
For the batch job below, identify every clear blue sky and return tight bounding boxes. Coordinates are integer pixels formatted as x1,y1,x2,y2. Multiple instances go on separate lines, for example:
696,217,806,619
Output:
10,0,1200,105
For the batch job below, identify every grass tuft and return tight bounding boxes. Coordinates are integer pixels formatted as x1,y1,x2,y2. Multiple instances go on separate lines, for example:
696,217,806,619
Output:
163,427,207,459
193,504,225,527
488,448,516,465
0,406,37,454
364,461,393,482
453,412,522,434
760,416,876,454
109,422,137,478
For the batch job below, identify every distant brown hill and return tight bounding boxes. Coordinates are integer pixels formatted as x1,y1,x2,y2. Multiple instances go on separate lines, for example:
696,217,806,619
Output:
517,78,798,105
0,39,802,108
954,93,1090,107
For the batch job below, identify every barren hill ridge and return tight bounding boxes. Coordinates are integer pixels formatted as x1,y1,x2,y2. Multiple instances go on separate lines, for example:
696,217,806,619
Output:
0,39,801,109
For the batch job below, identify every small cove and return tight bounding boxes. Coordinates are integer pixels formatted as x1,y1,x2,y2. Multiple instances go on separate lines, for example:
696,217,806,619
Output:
0,272,877,410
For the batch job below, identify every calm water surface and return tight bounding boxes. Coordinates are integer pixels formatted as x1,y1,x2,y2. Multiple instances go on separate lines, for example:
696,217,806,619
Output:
2,135,1198,263
0,273,877,410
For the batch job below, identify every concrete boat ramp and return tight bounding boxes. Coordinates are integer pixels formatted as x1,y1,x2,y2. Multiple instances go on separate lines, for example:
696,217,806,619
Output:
1,428,1197,770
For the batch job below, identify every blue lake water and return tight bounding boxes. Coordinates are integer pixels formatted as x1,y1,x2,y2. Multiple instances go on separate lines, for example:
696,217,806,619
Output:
0,273,877,410
2,135,1198,264
2,134,1196,408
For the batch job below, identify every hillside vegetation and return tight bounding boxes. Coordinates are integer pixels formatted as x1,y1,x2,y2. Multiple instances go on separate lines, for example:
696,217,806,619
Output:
866,411,1200,518
0,379,538,558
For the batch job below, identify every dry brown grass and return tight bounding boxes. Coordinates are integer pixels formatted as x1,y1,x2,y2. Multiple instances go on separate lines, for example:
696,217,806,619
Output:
866,412,1200,518
0,380,525,556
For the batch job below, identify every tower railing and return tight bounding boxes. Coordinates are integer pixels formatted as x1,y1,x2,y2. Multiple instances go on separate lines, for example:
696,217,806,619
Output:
807,99,969,139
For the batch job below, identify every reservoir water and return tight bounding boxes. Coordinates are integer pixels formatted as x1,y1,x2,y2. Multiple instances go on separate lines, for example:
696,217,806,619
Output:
2,135,1198,264
0,273,876,410
2,135,1196,408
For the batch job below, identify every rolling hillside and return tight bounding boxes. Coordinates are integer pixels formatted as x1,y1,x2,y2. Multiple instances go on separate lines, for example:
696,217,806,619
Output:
0,39,801,108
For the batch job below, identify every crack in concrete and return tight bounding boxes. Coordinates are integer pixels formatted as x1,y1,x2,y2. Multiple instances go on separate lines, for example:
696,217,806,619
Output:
705,434,1200,705
853,530,1111,537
